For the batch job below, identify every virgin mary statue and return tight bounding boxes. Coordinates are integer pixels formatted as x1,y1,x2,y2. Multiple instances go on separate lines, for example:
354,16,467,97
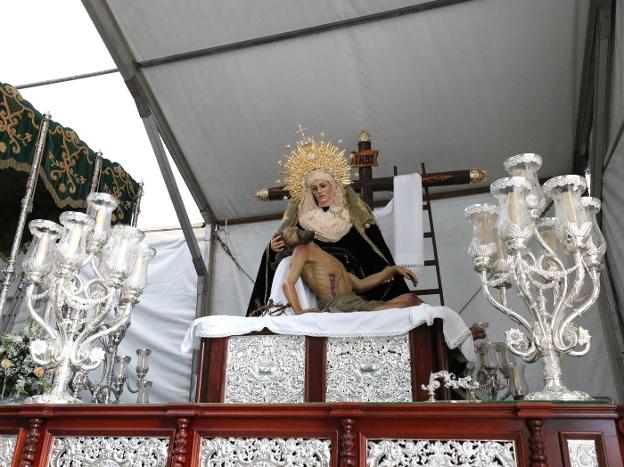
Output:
246,130,409,315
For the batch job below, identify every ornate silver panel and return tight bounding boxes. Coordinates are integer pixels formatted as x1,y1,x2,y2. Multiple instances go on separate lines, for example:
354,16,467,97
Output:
224,335,305,403
567,439,599,467
47,436,169,466
367,439,517,466
200,437,331,466
326,335,412,402
0,434,17,467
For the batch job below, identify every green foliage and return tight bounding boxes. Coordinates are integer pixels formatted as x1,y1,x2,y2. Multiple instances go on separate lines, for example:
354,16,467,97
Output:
0,323,51,398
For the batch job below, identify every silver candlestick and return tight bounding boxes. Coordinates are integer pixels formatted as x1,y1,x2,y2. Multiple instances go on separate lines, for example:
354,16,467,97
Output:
465,153,606,401
72,325,153,404
21,193,156,404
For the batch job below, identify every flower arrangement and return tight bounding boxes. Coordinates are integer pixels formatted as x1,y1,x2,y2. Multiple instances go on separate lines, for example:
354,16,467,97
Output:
0,323,51,399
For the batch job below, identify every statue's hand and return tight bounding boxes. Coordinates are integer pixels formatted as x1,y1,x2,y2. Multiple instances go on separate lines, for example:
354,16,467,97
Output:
395,266,418,287
470,325,487,341
270,233,286,252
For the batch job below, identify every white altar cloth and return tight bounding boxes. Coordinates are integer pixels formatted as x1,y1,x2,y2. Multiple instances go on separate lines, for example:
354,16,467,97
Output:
180,304,475,361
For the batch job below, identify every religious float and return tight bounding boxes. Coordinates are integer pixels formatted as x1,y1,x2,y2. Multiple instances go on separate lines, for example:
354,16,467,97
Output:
0,129,621,467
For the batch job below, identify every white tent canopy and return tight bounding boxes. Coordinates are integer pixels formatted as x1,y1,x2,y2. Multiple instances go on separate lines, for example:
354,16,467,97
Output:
89,0,587,221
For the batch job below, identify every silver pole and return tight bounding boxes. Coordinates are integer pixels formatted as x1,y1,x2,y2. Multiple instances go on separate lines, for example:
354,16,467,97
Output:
0,113,51,315
90,152,103,194
130,182,144,228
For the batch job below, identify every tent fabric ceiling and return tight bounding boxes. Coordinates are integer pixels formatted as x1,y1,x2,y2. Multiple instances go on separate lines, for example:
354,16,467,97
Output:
101,0,587,221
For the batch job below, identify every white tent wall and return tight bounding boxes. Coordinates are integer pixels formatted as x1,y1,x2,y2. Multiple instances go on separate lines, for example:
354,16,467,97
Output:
115,228,203,403
601,0,624,397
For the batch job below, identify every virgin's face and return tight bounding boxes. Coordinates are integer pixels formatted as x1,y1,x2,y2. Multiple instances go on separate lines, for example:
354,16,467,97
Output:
310,179,333,207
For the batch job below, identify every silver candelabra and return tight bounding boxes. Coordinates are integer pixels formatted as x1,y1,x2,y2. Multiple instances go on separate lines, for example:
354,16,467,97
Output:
465,154,606,401
20,192,155,404
72,326,153,404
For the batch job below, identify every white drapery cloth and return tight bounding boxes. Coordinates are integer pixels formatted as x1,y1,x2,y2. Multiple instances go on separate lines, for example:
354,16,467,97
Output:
375,172,424,271
181,304,475,361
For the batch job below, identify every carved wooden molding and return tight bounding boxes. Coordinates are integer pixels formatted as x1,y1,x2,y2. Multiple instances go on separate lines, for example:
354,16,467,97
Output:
18,418,43,467
339,418,356,467
172,418,189,467
527,419,547,467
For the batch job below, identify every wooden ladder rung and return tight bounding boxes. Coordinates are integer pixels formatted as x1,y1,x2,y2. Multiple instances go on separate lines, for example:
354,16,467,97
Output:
413,288,442,295
424,259,437,267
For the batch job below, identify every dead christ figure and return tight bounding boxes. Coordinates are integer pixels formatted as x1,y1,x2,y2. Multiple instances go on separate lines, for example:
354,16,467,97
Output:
279,226,423,314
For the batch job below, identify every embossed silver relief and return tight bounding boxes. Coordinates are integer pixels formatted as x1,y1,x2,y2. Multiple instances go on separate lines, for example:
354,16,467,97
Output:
367,439,517,467
224,335,305,403
0,435,17,467
47,436,169,467
567,439,599,467
200,437,331,466
326,335,412,402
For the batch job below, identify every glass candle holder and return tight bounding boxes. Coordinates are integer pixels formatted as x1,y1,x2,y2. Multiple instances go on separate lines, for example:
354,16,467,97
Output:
121,243,156,303
490,176,533,248
543,175,589,250
22,220,63,284
135,348,151,379
103,225,145,287
581,196,606,265
56,212,95,272
504,153,546,218
112,355,131,381
86,192,119,254
464,204,499,270
136,380,152,404
464,204,499,245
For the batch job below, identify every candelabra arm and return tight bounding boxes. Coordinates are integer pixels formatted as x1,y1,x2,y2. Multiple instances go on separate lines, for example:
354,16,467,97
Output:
125,379,139,394
556,270,600,353
79,303,132,350
512,252,545,322
500,287,508,307
87,256,105,282
73,292,118,350
481,271,532,331
564,252,586,307
26,285,58,341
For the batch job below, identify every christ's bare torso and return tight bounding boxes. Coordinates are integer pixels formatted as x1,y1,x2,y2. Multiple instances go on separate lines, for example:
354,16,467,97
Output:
294,245,354,299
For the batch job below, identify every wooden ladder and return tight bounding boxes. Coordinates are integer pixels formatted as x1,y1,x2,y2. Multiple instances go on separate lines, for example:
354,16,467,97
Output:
414,162,445,305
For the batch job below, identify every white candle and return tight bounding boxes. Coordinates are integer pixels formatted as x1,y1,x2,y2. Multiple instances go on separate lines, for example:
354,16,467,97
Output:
93,207,107,233
114,238,130,270
65,225,84,256
478,216,488,244
508,192,520,224
33,235,51,265
562,191,577,223
127,254,145,285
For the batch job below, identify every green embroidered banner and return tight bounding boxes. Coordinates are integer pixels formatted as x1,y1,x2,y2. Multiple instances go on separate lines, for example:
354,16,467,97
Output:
0,82,140,257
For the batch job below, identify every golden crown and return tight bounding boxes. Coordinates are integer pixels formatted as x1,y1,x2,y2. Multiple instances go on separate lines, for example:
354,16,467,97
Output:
280,125,352,202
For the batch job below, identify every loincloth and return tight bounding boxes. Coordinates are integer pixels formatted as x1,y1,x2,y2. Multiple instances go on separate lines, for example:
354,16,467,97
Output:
318,292,385,313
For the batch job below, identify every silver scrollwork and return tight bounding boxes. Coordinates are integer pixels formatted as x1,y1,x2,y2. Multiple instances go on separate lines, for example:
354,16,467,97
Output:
0,435,17,467
367,439,517,467
567,439,599,467
200,437,331,466
224,335,305,403
326,335,412,402
48,436,169,466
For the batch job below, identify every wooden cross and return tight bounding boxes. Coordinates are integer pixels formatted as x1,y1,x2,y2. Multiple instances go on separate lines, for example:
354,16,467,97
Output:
255,130,487,206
